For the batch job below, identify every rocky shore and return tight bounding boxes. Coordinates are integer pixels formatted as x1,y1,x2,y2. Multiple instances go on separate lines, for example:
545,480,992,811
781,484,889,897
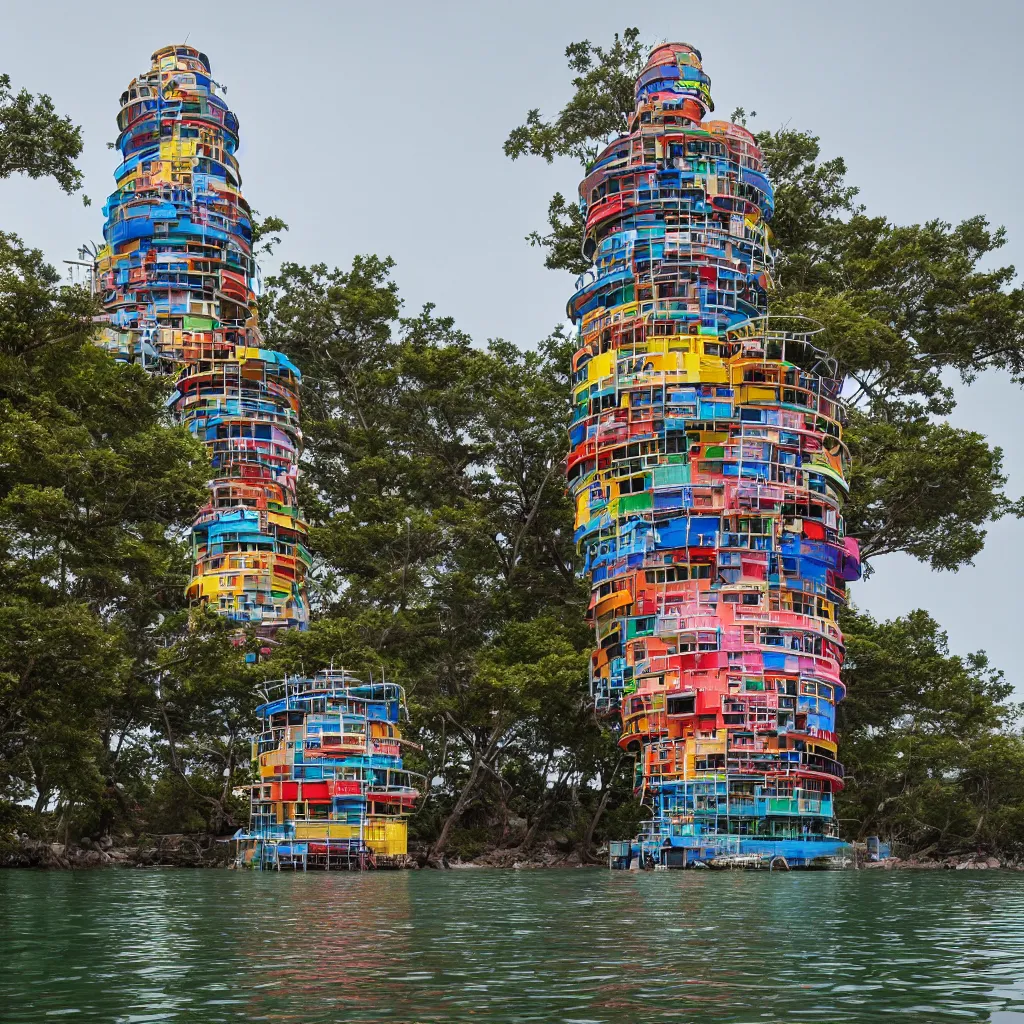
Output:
2,833,234,869
5,833,1024,872
864,854,1019,871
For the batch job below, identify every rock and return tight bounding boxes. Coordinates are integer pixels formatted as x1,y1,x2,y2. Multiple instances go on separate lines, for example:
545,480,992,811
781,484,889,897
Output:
986,857,1001,869
98,835,114,850
79,836,92,849
955,860,971,870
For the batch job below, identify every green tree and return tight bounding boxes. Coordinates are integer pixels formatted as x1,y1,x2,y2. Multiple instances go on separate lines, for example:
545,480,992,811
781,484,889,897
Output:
0,73,84,193
504,28,644,166
503,29,645,276
250,210,289,258
262,257,593,860
145,611,263,834
0,84,211,839
0,232,209,836
838,608,1024,857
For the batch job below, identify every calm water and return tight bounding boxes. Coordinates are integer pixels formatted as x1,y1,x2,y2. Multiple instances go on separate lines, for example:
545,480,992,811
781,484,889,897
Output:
3,869,1024,1023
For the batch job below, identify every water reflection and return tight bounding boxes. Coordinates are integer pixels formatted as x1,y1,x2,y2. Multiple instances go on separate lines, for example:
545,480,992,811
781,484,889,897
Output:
239,872,414,1020
3,869,1024,1022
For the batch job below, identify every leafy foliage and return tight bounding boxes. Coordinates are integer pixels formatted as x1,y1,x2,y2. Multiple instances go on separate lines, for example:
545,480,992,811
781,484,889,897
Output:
760,136,1024,571
0,94,215,840
523,193,590,276
261,257,598,857
839,609,1024,856
0,73,84,194
250,210,289,258
0,230,212,836
505,30,645,276
843,415,1009,569
504,28,645,165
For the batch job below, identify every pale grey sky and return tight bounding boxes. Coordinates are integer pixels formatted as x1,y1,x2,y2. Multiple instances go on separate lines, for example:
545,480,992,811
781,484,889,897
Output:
3,0,1023,689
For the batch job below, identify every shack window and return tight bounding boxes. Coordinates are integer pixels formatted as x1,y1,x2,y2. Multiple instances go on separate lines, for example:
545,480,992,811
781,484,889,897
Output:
667,695,696,716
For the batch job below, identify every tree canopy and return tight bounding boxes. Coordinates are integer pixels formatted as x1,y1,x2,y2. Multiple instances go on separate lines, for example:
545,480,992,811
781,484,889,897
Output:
2,41,1024,862
0,82,212,841
259,258,597,858
0,73,84,194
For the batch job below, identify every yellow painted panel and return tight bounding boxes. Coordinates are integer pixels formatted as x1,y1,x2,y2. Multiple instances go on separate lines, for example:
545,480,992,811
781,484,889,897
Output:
587,350,615,382
742,386,778,401
364,820,408,856
294,824,362,841
576,491,590,523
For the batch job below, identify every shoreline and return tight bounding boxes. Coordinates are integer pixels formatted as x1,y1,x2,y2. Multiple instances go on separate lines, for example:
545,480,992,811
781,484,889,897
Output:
4,835,1023,873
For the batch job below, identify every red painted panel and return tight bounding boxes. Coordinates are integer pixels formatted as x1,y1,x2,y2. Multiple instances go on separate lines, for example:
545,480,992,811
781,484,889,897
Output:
332,781,361,796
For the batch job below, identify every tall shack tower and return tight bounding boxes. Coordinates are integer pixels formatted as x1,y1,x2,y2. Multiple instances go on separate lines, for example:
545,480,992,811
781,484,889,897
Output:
567,43,861,867
94,44,309,631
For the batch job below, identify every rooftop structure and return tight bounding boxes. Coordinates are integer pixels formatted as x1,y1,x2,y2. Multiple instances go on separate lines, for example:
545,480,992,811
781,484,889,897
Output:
567,43,861,868
93,44,310,631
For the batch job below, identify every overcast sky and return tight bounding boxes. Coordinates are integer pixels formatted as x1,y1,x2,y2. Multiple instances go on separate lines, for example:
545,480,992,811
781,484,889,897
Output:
3,0,1023,690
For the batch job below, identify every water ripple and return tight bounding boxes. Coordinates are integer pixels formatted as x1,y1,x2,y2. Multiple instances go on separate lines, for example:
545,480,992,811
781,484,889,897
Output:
3,870,1024,1022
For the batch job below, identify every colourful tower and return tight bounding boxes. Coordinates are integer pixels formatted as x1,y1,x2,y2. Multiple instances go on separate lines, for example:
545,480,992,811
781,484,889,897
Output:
94,45,420,866
567,43,861,867
242,670,423,869
94,44,310,630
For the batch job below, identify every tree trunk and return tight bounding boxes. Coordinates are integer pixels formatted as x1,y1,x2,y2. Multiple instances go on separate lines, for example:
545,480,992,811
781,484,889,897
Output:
429,755,485,862
516,748,555,854
159,697,233,832
518,766,570,856
33,783,50,815
580,753,625,861
30,756,49,814
429,719,505,861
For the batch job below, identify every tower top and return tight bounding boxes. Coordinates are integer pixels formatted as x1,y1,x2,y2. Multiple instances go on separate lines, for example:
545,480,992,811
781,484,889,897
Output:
636,41,714,120
148,43,212,73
